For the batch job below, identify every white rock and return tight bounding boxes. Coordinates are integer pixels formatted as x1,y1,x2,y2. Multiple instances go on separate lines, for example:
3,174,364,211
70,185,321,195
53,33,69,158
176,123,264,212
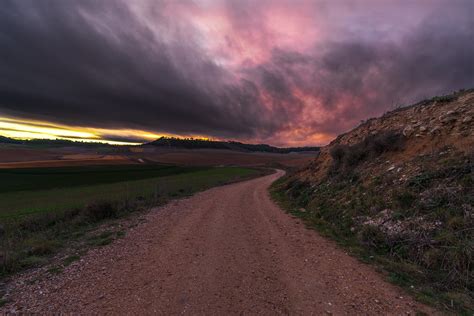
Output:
403,125,414,137
439,113,457,123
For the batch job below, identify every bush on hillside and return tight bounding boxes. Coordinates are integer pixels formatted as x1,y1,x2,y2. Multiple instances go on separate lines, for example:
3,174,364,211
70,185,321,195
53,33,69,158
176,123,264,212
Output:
83,201,118,222
276,150,474,312
330,130,405,173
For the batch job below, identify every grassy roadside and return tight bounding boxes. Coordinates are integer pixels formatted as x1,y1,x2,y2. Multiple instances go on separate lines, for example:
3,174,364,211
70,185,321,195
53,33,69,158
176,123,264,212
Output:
0,165,253,218
270,171,473,315
0,165,266,280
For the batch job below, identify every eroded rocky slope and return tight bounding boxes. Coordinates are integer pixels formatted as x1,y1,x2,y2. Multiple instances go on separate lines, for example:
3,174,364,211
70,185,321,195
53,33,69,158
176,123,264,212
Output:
276,89,473,312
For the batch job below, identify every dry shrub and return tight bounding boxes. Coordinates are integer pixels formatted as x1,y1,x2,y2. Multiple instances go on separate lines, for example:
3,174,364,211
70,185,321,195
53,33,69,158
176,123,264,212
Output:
83,201,118,222
330,130,405,174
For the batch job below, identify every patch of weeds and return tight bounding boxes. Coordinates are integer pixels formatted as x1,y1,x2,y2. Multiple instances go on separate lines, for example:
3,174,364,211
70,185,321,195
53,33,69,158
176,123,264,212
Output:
87,231,114,246
394,191,416,209
99,231,114,238
47,266,63,275
329,130,405,175
415,288,439,307
24,238,61,256
71,230,87,238
1,202,122,276
443,292,474,312
116,230,126,238
19,256,48,268
459,173,473,187
391,210,405,221
373,175,383,185
83,201,118,222
0,298,8,307
431,94,457,103
388,271,413,287
284,180,313,207
358,225,388,251
90,238,113,246
63,255,80,266
25,276,41,285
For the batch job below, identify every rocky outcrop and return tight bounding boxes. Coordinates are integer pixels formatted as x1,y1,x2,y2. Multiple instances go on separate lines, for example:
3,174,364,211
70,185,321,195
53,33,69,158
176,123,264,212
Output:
300,89,474,183
282,90,474,312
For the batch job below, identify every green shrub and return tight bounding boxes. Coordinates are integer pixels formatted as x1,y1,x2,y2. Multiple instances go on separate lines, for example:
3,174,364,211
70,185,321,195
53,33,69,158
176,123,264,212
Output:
358,225,387,250
25,238,59,256
19,213,60,233
83,201,118,222
63,255,80,266
395,191,417,209
329,145,348,170
19,256,48,268
431,95,457,103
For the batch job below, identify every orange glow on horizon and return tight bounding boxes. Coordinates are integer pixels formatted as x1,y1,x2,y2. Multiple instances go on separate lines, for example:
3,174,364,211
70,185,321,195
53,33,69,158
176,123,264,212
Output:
0,115,332,147
0,116,212,146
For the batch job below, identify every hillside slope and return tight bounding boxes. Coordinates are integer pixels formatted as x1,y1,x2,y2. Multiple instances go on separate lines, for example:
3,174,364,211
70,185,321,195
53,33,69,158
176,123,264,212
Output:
273,89,473,312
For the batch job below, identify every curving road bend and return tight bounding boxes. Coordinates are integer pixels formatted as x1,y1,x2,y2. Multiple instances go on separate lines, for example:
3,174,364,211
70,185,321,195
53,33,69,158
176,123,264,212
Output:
4,170,433,314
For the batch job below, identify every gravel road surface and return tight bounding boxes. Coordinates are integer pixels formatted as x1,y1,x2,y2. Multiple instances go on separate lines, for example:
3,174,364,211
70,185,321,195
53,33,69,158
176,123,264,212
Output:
2,170,433,314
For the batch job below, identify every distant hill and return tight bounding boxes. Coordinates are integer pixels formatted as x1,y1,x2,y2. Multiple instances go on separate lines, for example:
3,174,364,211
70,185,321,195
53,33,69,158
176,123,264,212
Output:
0,136,108,147
146,137,319,153
0,135,320,153
0,136,22,144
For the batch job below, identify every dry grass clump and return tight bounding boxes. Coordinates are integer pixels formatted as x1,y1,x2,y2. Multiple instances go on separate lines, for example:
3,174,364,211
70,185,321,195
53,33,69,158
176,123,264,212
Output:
329,130,405,173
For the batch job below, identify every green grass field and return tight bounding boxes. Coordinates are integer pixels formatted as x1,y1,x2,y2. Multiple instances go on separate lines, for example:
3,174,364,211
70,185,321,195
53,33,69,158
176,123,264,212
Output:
0,165,256,219
0,164,261,277
0,164,205,193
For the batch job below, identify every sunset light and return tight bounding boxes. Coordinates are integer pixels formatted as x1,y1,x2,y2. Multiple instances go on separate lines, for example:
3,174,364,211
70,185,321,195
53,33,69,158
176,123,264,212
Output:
0,116,165,145
0,1,472,313
0,1,471,146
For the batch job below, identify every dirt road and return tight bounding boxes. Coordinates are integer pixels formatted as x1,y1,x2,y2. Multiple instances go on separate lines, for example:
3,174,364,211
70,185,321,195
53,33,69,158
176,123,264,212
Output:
3,170,433,314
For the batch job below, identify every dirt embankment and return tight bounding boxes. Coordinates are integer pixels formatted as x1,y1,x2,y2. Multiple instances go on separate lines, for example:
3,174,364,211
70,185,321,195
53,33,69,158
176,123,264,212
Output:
299,90,473,183
280,90,473,312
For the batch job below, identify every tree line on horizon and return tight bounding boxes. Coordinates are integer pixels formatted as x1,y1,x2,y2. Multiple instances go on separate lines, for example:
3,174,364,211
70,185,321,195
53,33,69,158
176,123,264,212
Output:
147,137,319,153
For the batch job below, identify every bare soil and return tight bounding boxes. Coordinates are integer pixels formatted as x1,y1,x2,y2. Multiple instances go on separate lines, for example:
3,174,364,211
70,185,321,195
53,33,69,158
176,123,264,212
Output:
0,147,59,163
1,171,434,314
0,157,133,169
0,146,133,169
137,149,316,167
0,146,316,169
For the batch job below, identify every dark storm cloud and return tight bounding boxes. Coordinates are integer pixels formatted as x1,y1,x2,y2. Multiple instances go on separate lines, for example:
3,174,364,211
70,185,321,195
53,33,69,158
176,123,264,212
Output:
0,0,278,139
0,0,473,144
240,1,474,137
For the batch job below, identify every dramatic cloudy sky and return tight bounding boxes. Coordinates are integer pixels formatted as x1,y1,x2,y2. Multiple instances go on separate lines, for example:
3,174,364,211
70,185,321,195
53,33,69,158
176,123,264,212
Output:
0,0,473,146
